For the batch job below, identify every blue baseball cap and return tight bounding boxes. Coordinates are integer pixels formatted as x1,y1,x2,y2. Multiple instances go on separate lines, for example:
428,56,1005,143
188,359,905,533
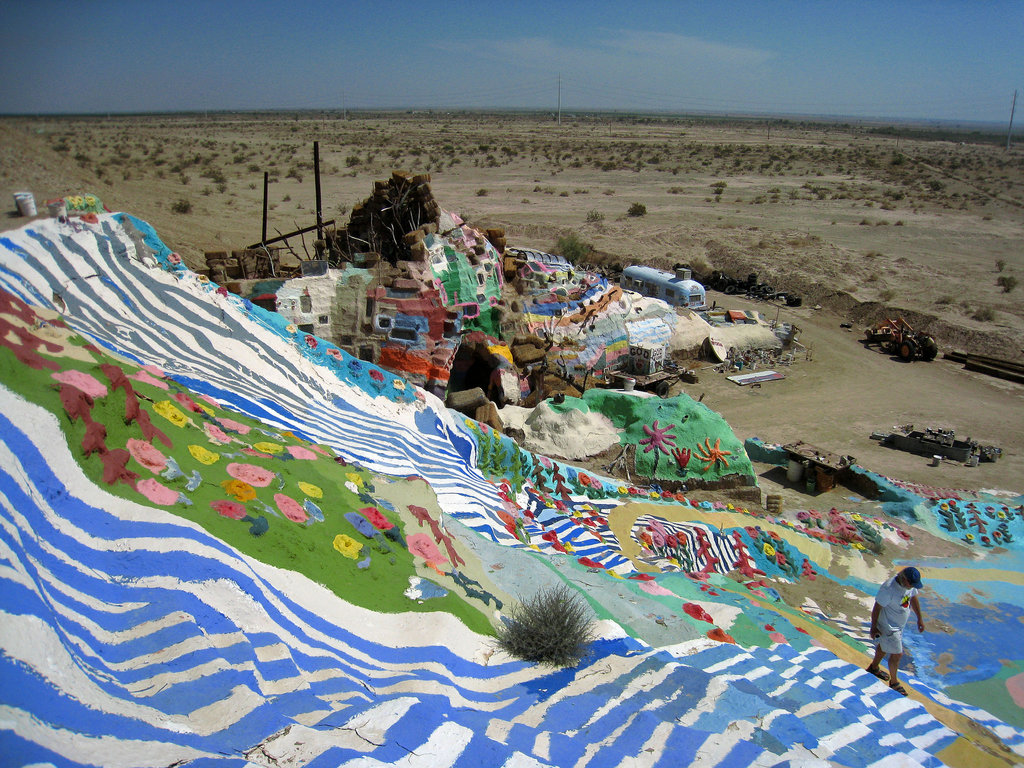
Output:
901,567,923,589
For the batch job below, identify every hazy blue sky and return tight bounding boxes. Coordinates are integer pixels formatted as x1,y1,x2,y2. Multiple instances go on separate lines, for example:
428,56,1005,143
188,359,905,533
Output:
1,1,1020,123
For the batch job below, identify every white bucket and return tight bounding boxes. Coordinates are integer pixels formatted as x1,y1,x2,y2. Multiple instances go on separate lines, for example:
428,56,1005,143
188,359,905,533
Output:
931,455,942,467
623,377,636,392
14,192,36,217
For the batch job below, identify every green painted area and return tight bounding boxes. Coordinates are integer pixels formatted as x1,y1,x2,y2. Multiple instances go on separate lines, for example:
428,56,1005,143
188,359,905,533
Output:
0,333,494,637
946,660,1024,729
563,390,753,483
429,242,503,338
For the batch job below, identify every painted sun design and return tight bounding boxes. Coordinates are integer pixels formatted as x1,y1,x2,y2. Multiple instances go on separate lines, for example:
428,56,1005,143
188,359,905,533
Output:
695,437,732,472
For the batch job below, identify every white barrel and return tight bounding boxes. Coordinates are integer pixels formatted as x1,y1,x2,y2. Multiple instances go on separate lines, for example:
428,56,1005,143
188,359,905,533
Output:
786,457,804,482
14,192,36,217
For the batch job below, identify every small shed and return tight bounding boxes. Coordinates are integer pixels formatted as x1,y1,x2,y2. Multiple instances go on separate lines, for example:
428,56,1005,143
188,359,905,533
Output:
621,265,706,310
782,441,857,494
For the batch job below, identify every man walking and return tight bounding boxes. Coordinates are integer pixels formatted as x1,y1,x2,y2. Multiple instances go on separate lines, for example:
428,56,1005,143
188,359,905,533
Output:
866,566,925,696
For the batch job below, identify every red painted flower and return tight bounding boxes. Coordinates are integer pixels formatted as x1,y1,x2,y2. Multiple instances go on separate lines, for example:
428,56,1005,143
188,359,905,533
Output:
369,369,384,382
305,335,317,349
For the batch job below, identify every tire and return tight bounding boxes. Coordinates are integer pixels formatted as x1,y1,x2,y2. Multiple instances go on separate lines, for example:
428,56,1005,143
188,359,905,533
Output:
920,337,938,361
899,339,918,360
655,380,671,397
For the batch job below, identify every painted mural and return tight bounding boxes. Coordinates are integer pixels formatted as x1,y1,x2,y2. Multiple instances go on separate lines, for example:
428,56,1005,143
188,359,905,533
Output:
0,213,1023,767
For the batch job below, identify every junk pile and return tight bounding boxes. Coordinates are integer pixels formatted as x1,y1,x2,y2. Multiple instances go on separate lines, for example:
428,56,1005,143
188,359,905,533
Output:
871,424,1001,465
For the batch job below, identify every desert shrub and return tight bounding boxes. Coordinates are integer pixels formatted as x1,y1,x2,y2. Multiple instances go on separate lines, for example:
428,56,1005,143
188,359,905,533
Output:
972,307,996,322
627,202,647,217
997,275,1018,293
170,199,192,214
496,584,594,667
555,231,592,264
935,295,955,305
879,289,896,302
585,210,604,223
476,188,488,197
996,259,1006,272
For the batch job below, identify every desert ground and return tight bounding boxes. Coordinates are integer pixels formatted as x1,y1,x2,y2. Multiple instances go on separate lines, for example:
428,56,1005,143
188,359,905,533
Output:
2,111,1022,493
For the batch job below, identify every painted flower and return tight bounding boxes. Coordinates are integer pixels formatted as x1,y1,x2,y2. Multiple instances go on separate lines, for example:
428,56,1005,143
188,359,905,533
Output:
216,286,229,297
285,323,298,334
345,480,359,494
369,369,384,382
153,400,188,428
127,438,167,473
304,335,317,349
297,481,323,499
188,444,220,465
211,499,247,520
333,533,363,560
168,253,182,265
326,348,342,359
226,463,275,487
393,379,406,391
348,359,362,373
274,493,307,523
221,479,256,502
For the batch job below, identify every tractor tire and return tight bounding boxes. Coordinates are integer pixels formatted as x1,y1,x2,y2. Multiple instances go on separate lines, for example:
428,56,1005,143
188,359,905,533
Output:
655,380,671,397
920,336,938,361
899,338,918,361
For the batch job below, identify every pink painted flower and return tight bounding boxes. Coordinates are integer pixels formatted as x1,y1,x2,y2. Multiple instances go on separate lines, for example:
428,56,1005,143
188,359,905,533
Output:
286,445,317,460
126,438,167,473
304,335,317,349
211,499,247,520
326,348,342,359
217,417,251,435
168,253,182,265
51,370,108,399
226,463,276,487
204,422,233,444
274,493,307,523
135,478,179,505
128,370,170,390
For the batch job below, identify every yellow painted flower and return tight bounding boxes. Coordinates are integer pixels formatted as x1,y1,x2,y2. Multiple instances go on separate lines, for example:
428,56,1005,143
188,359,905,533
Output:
221,479,256,502
763,543,776,558
563,542,575,553
253,441,284,454
726,503,735,510
544,500,555,508
617,486,628,495
345,472,364,488
188,444,220,465
393,379,406,391
298,481,323,499
998,510,1007,520
851,513,863,522
333,534,363,559
153,400,188,428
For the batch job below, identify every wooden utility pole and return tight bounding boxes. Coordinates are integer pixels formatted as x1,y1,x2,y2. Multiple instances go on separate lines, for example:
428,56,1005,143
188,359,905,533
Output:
313,141,323,242
1008,90,1018,150
557,74,561,126
261,171,269,244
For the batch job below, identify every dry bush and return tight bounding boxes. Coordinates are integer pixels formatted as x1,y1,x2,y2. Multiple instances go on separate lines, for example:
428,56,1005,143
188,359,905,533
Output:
496,584,595,667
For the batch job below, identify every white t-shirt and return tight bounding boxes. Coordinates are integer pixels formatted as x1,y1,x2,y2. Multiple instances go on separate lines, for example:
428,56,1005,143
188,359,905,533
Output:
875,575,918,632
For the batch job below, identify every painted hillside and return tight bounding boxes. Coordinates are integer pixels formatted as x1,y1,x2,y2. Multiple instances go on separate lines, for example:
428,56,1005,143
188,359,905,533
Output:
1,212,1023,767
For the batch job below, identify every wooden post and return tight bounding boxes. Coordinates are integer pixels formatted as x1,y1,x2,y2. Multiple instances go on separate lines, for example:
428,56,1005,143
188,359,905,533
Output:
313,141,323,241
261,171,269,245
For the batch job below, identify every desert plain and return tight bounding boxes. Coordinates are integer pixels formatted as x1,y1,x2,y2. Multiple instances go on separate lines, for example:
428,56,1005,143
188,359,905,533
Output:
2,111,1021,495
